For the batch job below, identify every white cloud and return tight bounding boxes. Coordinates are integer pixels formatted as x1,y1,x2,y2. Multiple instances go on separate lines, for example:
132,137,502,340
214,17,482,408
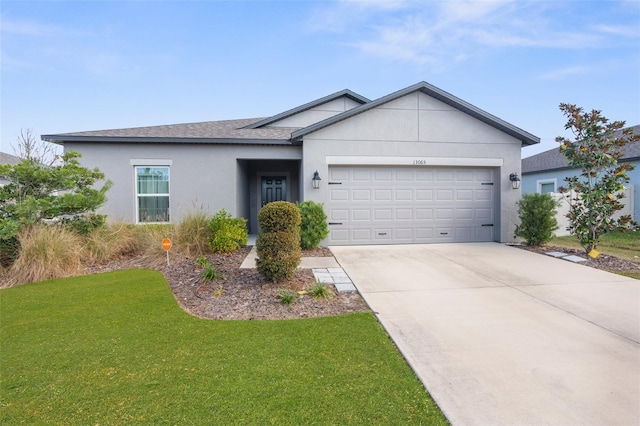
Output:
309,0,639,68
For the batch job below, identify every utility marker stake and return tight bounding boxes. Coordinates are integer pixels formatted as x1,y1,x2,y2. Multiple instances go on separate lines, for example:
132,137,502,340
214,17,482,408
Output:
161,238,172,266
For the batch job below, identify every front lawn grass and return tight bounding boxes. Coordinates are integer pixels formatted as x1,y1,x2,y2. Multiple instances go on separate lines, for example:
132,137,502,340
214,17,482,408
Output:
550,231,640,264
1,270,447,425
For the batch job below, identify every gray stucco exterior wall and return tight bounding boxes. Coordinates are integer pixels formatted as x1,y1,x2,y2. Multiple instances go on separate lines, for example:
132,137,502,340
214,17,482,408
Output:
65,142,302,226
300,91,523,243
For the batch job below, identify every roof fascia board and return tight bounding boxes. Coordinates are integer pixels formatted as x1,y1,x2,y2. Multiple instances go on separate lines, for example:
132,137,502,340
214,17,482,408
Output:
292,82,540,147
41,135,294,146
244,89,370,129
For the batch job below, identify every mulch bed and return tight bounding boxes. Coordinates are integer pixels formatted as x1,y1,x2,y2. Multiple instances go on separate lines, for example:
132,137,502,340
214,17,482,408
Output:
86,246,370,321
513,244,640,273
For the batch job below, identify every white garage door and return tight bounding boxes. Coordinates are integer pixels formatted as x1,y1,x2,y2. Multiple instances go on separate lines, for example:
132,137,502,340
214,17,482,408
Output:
327,166,497,245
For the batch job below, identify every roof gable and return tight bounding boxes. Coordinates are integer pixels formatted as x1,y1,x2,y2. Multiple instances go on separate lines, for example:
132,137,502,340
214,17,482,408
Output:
522,125,640,174
292,81,540,147
244,89,370,129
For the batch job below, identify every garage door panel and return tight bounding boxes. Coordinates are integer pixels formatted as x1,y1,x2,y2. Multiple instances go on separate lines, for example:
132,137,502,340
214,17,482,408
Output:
456,189,473,200
436,208,454,219
353,189,371,201
396,170,413,181
416,190,433,200
476,189,493,201
455,227,471,240
396,209,413,220
330,229,350,242
416,209,433,220
476,208,493,221
396,189,413,200
352,209,371,221
353,169,371,180
375,229,392,240
417,170,434,181
328,166,496,245
374,189,392,200
456,208,473,220
436,189,454,201
395,228,413,240
330,189,349,201
477,226,494,240
331,168,350,180
353,229,372,240
437,170,454,181
374,209,393,220
331,209,349,221
375,169,393,180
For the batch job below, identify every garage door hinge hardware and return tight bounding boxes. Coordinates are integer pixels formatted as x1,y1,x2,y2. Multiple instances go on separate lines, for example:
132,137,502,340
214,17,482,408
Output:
328,182,342,185
482,224,494,227
328,222,343,225
481,183,494,185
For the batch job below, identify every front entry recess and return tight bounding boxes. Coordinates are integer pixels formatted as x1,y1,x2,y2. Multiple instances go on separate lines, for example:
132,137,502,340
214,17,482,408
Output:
261,176,286,207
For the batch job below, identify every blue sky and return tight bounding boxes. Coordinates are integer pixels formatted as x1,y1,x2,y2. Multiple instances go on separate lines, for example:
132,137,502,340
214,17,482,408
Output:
2,0,639,158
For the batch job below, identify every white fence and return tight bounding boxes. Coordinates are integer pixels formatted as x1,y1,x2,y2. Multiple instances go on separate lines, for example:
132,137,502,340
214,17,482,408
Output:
550,185,635,236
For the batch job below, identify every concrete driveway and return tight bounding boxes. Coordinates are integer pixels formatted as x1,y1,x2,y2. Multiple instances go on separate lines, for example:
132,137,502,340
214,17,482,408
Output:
330,243,640,426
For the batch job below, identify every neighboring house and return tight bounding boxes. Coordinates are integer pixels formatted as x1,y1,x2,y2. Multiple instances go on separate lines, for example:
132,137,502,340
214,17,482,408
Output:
522,125,639,225
42,82,539,246
0,152,22,186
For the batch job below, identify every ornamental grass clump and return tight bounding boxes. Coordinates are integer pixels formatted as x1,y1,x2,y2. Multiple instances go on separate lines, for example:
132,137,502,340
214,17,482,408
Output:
256,201,301,283
7,224,84,286
175,211,211,257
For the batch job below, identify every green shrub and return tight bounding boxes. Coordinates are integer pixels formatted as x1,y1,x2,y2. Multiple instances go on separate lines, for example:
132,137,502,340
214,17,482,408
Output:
256,202,301,283
278,288,298,305
256,231,301,282
298,200,329,250
515,193,560,246
257,201,301,232
208,209,248,253
308,281,332,299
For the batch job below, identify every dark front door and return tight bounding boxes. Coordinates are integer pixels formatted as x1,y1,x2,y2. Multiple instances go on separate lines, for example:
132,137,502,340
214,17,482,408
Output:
261,176,286,207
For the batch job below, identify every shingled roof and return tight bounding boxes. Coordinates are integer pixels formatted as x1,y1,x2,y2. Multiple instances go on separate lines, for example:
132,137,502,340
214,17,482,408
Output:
42,82,540,147
522,125,640,174
42,118,301,145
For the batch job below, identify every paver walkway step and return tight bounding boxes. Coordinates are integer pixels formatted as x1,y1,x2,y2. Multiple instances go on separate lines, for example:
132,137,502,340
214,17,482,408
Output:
240,247,356,292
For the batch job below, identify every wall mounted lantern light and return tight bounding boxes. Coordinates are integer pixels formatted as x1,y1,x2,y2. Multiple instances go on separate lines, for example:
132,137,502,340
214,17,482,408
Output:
509,173,521,190
312,170,321,189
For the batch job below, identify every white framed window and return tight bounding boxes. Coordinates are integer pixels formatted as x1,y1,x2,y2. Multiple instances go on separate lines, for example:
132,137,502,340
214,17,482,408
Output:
135,166,170,223
537,178,557,194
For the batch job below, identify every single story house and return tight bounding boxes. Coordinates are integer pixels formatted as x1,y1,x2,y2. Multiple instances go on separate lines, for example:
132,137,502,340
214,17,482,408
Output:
522,125,639,222
42,82,539,245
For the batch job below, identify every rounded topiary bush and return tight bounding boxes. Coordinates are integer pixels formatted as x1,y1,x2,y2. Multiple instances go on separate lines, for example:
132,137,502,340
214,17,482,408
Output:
256,201,301,283
257,201,301,232
297,200,329,250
